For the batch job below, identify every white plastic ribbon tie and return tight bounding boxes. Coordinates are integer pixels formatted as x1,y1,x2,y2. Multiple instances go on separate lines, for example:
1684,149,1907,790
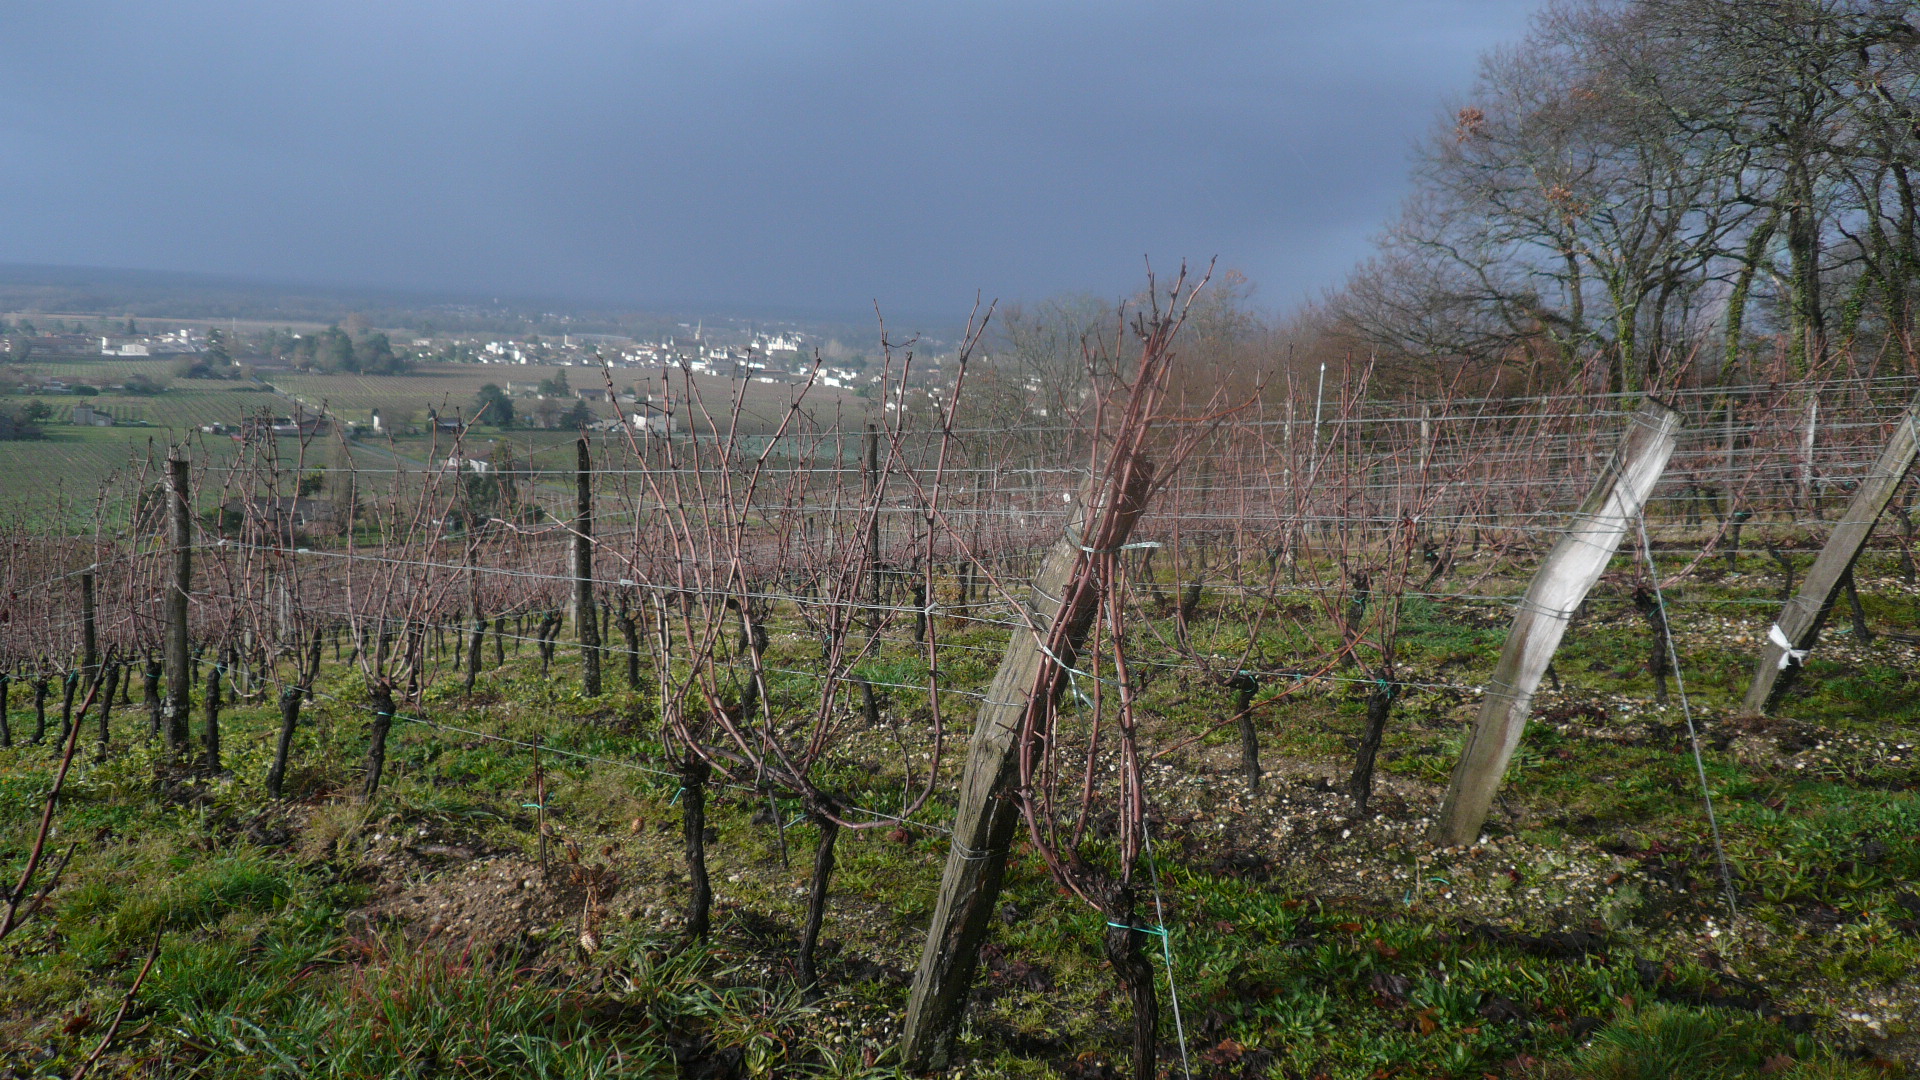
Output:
1768,623,1808,670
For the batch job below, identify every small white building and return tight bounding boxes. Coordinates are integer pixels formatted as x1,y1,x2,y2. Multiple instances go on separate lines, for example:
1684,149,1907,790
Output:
100,337,151,356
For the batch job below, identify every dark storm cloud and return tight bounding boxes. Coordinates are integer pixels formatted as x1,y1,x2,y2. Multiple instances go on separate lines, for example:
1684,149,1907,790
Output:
0,1,1536,317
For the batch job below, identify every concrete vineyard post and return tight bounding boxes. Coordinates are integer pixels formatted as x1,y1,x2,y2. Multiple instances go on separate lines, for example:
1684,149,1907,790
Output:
1433,398,1682,847
1744,397,1920,713
902,462,1156,1070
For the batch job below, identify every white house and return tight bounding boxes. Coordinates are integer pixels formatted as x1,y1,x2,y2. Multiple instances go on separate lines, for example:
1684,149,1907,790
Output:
100,337,151,357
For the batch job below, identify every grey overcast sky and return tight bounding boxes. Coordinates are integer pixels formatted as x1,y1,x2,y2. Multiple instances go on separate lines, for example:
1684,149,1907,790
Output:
0,1,1538,319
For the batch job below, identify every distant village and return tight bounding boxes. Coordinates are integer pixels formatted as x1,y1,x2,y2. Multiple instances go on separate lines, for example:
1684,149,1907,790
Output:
1,314,930,442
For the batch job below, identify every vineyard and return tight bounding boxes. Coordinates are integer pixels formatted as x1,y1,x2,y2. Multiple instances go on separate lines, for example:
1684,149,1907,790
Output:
3,294,1920,1079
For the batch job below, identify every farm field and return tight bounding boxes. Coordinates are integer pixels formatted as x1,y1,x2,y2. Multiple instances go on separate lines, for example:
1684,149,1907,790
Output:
4,356,865,525
270,362,860,433
0,387,275,524
3,357,180,383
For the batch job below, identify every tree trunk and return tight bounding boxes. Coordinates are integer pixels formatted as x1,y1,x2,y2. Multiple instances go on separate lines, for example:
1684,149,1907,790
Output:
538,612,560,678
1727,509,1750,572
362,682,396,802
494,617,507,667
1721,213,1776,384
96,663,118,761
1767,540,1797,602
143,660,161,738
1632,586,1672,706
680,754,713,941
1843,569,1872,643
1101,883,1158,1080
58,673,76,746
465,615,485,693
305,630,323,702
0,673,10,748
1349,673,1395,816
1178,581,1203,623
798,807,841,987
617,606,642,691
32,677,49,744
1343,570,1371,656
268,687,302,799
1229,672,1260,791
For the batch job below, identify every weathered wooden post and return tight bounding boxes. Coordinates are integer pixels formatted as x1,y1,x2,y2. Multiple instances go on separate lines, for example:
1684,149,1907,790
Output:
901,462,1156,1070
574,437,601,696
1743,397,1920,714
1433,398,1681,847
164,452,193,756
865,424,883,637
79,571,98,692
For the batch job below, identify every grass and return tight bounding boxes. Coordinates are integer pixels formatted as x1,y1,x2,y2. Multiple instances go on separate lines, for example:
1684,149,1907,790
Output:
2,547,1919,1077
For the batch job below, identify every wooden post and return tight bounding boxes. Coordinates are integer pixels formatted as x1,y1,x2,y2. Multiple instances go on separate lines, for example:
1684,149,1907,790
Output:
901,461,1157,1070
1433,398,1681,847
1743,397,1920,714
534,734,549,880
865,424,883,636
164,452,192,756
79,571,98,692
573,437,601,696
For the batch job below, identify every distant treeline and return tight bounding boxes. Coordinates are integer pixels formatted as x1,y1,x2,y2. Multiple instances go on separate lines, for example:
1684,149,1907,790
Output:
0,263,893,345
1325,0,1920,392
